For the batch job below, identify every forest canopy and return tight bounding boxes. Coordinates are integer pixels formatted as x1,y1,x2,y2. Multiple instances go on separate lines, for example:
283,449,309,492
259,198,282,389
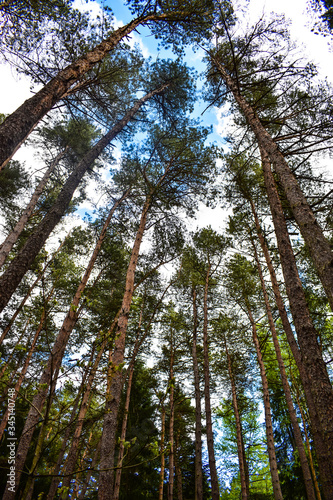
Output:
0,1,332,499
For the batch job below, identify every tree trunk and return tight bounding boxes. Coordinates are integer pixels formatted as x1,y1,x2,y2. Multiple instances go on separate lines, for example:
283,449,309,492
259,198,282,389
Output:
191,287,204,500
78,438,101,500
59,336,110,499
46,346,96,500
0,11,176,170
260,145,333,497
225,340,249,500
168,337,175,500
246,303,283,500
98,196,151,500
0,86,167,313
212,57,333,311
175,432,183,500
294,387,322,500
202,265,219,500
159,405,166,500
0,286,54,441
0,148,67,269
2,190,123,498
249,196,325,474
251,236,316,500
0,235,66,346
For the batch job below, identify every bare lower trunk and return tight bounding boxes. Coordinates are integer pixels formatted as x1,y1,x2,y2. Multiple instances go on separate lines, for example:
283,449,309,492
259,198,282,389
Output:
98,197,151,500
213,57,333,311
159,407,166,500
0,148,67,269
247,304,283,500
168,345,175,500
249,196,325,477
0,287,54,441
0,87,166,313
203,266,219,500
46,347,96,500
295,388,322,500
225,341,249,500
191,287,203,500
175,433,183,500
251,237,316,500
2,192,121,498
260,145,333,497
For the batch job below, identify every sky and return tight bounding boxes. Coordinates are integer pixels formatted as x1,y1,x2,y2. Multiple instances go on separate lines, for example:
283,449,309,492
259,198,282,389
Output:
0,0,331,233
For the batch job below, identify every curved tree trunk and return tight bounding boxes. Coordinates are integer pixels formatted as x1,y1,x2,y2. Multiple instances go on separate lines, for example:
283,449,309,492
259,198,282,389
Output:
0,86,167,313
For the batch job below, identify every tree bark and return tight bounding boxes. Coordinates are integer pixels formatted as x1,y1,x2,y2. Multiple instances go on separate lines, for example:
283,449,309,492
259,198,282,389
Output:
0,148,67,269
246,303,283,500
0,10,177,170
2,191,124,498
191,287,204,500
98,196,151,500
251,236,316,500
249,195,326,475
0,86,167,313
212,56,333,311
59,335,110,499
202,265,220,500
225,340,249,500
168,334,175,500
0,286,54,441
46,347,96,500
159,405,166,500
0,235,66,346
260,145,333,497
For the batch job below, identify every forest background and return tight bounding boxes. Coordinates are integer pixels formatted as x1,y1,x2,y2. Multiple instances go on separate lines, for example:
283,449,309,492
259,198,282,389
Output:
0,0,333,499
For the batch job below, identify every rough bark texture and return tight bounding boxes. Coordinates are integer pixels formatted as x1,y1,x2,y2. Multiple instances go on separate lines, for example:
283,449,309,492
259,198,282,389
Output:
0,12,174,170
202,266,220,500
46,348,95,500
260,145,333,498
213,57,333,311
0,88,163,314
247,305,283,500
249,197,325,464
225,341,249,500
251,237,316,500
2,191,124,498
191,287,204,500
0,148,66,269
98,197,151,500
